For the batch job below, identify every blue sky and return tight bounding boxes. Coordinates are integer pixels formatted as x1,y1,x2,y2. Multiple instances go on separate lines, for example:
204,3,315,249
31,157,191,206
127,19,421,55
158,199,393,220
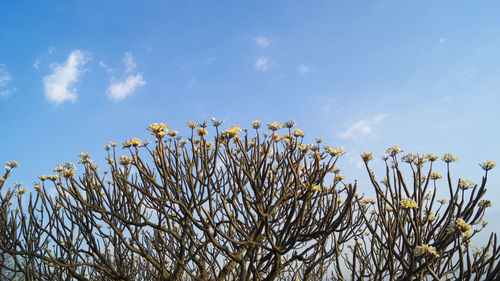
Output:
1,1,499,237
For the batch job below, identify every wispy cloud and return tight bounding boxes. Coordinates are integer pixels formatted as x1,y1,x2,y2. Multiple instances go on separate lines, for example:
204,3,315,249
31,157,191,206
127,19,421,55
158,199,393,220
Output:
187,77,197,88
42,50,90,105
337,114,389,140
107,52,146,101
123,52,136,73
107,74,146,101
33,59,41,69
440,38,446,45
33,47,56,70
254,37,271,47
254,57,271,71
298,64,312,75
0,64,13,97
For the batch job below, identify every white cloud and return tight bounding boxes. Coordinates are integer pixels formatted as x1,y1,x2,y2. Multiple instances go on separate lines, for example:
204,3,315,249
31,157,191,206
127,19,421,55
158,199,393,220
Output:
440,38,446,45
0,64,12,97
254,57,271,71
123,52,136,73
33,59,41,69
187,77,197,88
0,66,12,85
107,74,145,101
106,52,146,101
42,50,90,105
298,64,312,74
337,114,389,140
254,37,271,47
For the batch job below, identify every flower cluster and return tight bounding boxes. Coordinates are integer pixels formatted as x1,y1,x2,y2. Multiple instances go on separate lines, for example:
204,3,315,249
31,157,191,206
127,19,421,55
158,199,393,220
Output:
119,155,133,166
430,172,442,180
414,244,439,257
197,128,208,137
147,123,169,138
325,146,346,157
123,138,143,148
252,120,261,129
426,153,439,162
479,200,492,208
221,125,242,139
186,121,197,129
386,145,402,156
282,120,296,129
361,152,373,162
55,163,77,179
442,153,457,163
292,129,304,137
447,218,472,236
458,179,474,190
480,161,496,171
267,121,281,131
16,188,27,196
5,160,19,169
400,198,417,209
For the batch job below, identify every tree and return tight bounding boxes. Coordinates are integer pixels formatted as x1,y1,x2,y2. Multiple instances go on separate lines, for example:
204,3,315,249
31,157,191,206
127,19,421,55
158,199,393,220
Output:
0,120,498,281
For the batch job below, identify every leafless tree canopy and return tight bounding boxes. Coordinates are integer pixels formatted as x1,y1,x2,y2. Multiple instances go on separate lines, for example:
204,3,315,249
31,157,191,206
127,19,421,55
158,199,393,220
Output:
1,121,499,280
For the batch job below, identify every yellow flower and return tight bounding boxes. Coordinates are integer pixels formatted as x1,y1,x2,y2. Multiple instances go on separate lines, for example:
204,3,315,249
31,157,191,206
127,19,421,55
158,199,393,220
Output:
401,153,416,163
386,146,402,156
330,166,340,174
221,125,242,139
362,199,376,204
197,128,208,136
271,132,281,142
299,144,311,153
480,161,496,171
292,129,304,137
442,153,457,163
430,172,442,180
54,165,63,172
326,146,346,157
458,179,474,190
437,199,448,204
119,155,132,166
335,175,344,182
5,161,19,168
380,177,388,185
479,200,492,208
186,121,197,129
413,154,426,167
449,218,472,234
311,185,322,192
252,120,261,129
426,154,439,162
283,120,296,128
267,121,281,131
414,244,439,257
400,198,417,209
361,152,373,162
129,138,142,147
16,188,27,195
168,130,178,137
62,169,75,178
147,123,169,135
